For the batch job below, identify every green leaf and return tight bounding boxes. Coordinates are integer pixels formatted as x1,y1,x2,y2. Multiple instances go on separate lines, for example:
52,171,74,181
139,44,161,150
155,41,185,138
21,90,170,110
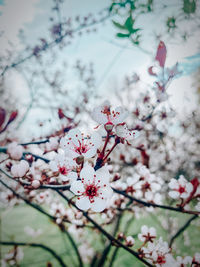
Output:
124,16,134,31
112,20,126,30
116,33,130,38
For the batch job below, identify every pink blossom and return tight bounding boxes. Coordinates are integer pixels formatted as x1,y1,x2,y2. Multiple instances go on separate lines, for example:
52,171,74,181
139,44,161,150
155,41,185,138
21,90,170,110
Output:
70,165,112,212
11,160,29,177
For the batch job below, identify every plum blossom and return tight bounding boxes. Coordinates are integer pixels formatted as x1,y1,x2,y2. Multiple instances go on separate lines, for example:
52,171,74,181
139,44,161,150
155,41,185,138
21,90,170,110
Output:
11,160,29,177
141,237,178,267
60,129,101,159
45,136,59,152
7,142,24,160
138,225,156,243
70,165,112,212
91,101,128,128
168,175,193,199
116,123,140,142
49,153,77,182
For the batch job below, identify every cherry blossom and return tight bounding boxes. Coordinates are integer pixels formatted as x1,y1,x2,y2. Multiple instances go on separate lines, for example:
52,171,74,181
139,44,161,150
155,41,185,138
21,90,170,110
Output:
70,165,112,212
45,136,59,152
7,142,24,160
168,175,193,199
60,129,101,160
11,160,29,178
49,153,77,182
138,225,157,243
91,101,128,128
115,123,140,142
141,237,177,267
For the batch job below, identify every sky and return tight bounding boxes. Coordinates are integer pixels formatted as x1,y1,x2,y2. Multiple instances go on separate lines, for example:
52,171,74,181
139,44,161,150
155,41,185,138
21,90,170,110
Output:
0,0,200,138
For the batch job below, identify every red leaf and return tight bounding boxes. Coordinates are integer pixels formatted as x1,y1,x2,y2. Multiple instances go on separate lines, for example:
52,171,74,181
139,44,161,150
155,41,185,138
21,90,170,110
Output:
0,107,6,128
155,41,167,68
148,66,157,76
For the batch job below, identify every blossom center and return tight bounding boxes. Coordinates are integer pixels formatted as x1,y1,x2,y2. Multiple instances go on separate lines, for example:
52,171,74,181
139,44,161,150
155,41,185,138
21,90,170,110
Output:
59,166,67,175
157,255,166,264
85,184,98,197
178,186,186,194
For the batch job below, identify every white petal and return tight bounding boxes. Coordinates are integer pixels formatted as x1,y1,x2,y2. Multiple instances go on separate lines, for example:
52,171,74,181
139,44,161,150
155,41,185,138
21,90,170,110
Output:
90,197,107,212
80,165,95,183
168,190,179,199
141,225,148,235
168,178,179,190
98,186,113,198
68,129,82,147
83,147,97,158
95,166,110,185
186,183,193,193
70,180,85,195
90,132,102,148
76,196,91,211
49,160,58,172
91,106,108,125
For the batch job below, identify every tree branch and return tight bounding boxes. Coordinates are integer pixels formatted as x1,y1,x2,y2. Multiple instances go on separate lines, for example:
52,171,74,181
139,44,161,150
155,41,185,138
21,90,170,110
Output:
56,190,154,267
169,214,198,247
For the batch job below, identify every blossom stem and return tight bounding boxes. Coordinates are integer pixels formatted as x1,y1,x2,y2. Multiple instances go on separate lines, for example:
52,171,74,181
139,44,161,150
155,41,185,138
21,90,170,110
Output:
112,188,200,215
0,241,67,267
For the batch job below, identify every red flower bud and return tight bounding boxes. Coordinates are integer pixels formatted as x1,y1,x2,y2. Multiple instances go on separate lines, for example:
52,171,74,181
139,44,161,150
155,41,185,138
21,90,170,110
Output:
8,110,18,124
58,108,65,119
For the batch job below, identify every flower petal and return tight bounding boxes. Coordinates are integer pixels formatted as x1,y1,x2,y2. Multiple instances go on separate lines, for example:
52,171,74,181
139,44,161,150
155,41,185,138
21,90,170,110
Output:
76,196,91,211
80,165,95,183
70,180,85,195
90,197,107,212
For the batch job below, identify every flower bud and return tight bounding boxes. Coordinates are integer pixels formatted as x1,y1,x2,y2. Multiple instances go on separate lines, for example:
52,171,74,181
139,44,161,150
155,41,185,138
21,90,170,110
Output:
32,180,40,189
125,236,135,247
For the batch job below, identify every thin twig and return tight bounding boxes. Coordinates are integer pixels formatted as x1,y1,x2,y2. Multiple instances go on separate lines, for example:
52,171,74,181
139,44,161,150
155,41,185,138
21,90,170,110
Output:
169,214,198,247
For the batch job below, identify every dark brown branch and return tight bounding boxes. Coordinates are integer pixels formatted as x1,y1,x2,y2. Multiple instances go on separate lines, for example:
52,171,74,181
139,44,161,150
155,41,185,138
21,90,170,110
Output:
169,214,198,247
0,241,67,267
112,188,200,215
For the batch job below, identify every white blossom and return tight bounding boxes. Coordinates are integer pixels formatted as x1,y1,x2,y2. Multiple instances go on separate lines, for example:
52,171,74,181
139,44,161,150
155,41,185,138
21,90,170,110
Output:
11,160,29,178
168,175,193,199
70,165,112,212
7,142,24,160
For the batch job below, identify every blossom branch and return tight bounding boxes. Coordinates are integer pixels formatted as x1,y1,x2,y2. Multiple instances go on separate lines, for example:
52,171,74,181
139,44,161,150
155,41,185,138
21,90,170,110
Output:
113,188,200,215
0,177,84,267
56,190,154,267
0,241,67,267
